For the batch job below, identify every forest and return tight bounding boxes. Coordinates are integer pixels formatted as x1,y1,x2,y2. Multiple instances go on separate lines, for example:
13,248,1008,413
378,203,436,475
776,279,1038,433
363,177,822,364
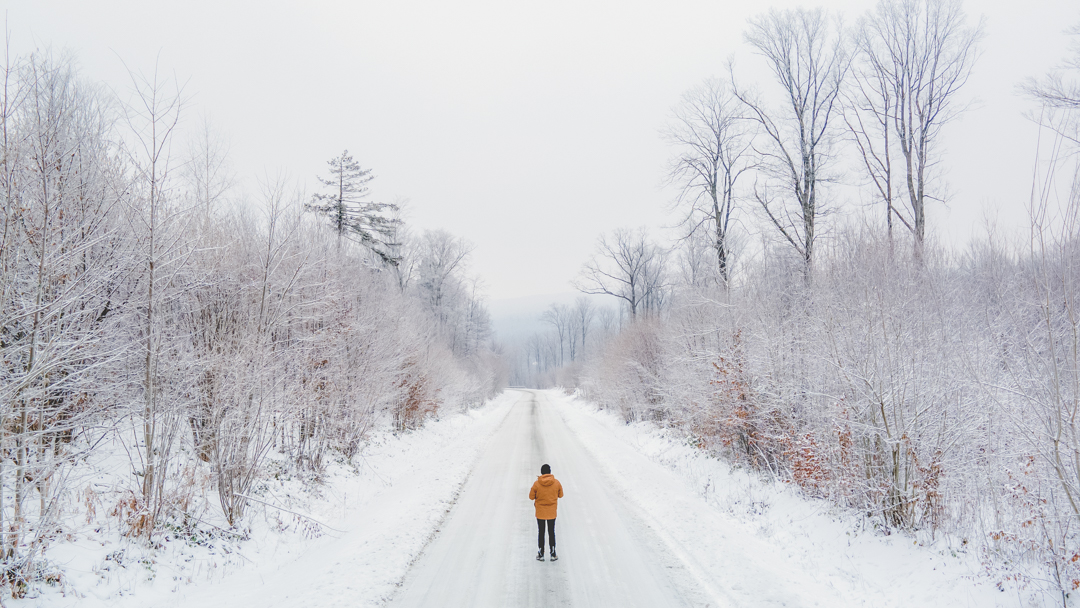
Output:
0,50,506,595
511,0,1080,597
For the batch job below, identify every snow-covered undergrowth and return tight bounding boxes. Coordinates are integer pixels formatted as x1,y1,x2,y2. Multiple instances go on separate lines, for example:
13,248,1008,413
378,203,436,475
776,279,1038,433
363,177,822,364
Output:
14,392,515,608
553,391,1060,608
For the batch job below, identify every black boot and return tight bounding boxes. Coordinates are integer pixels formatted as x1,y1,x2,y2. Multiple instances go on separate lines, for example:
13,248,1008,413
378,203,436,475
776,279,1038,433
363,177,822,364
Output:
536,549,544,561
550,547,558,561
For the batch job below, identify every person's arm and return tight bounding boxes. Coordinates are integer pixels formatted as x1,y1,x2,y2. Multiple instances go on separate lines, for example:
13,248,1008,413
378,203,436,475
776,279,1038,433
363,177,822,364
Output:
529,483,537,500
558,482,564,498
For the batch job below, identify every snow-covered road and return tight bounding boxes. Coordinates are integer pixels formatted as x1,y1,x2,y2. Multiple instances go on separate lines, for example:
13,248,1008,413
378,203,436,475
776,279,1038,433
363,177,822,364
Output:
390,390,711,607
390,390,1017,607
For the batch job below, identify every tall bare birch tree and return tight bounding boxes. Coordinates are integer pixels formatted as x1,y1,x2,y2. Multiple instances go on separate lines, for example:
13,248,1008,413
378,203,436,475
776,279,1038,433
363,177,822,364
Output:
665,79,754,286
733,8,848,277
854,0,982,258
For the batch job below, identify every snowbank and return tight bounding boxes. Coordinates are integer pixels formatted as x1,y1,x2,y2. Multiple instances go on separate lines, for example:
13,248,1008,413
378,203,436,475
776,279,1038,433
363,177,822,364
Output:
551,391,1058,608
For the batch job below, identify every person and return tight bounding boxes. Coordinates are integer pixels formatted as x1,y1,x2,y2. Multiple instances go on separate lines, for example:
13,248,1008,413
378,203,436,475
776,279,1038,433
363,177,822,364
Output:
529,463,563,561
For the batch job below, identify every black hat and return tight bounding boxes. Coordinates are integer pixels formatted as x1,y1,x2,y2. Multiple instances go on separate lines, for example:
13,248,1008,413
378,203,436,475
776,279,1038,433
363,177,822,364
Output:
541,464,551,475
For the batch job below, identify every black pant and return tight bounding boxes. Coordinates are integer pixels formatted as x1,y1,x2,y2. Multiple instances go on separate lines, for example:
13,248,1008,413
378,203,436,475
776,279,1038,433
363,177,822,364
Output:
537,518,556,552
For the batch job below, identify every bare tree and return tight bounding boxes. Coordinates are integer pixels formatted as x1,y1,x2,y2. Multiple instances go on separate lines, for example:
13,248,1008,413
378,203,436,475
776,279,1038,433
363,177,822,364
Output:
855,0,983,256
577,228,668,320
524,332,546,383
541,304,571,365
460,277,492,359
665,78,754,286
733,8,849,275
122,60,189,537
572,296,596,359
640,244,669,314
674,226,723,288
597,306,618,333
415,229,474,345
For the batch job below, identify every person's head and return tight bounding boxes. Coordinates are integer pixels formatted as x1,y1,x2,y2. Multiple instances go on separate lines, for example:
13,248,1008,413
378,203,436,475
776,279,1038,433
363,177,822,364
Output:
541,464,551,475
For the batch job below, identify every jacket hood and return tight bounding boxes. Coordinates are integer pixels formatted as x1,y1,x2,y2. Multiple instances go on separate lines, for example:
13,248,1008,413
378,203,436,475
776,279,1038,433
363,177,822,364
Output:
537,474,556,486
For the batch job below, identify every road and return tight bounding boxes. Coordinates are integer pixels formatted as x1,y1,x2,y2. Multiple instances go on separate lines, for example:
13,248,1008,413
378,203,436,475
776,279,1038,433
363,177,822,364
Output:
389,390,711,607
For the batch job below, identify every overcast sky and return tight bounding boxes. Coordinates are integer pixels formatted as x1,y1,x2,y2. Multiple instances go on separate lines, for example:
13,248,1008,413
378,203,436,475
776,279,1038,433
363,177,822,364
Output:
7,0,1080,300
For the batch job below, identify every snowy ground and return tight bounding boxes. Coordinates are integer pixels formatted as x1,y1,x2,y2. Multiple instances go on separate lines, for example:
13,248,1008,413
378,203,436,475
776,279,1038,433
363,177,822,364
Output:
553,392,1056,607
16,389,1062,607
15,392,518,608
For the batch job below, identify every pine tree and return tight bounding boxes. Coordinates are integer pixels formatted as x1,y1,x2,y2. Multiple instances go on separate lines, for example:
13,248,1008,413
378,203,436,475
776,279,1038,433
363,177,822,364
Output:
306,150,400,265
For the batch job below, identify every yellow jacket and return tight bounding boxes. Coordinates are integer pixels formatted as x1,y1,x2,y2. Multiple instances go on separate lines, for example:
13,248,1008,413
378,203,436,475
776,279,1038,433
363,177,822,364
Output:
529,474,563,519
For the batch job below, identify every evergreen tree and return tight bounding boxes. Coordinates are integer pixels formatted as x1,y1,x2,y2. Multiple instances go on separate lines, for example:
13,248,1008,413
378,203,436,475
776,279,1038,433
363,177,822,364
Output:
307,150,401,265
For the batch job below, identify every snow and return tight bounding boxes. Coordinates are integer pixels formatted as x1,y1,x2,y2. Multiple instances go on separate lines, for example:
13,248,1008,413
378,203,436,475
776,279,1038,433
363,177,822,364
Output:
392,388,704,606
553,391,1055,607
15,392,517,608
16,389,1062,607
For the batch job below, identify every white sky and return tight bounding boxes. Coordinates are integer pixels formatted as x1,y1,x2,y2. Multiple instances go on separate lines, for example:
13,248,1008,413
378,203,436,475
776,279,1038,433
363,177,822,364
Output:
7,0,1079,300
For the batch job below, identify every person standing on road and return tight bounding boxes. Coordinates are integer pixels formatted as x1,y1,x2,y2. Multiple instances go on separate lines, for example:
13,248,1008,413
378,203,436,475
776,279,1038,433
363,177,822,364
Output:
529,463,563,561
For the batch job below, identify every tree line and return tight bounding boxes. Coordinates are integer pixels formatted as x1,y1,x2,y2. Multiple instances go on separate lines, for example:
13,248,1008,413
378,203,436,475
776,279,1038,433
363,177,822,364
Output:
0,51,504,595
532,0,1080,598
